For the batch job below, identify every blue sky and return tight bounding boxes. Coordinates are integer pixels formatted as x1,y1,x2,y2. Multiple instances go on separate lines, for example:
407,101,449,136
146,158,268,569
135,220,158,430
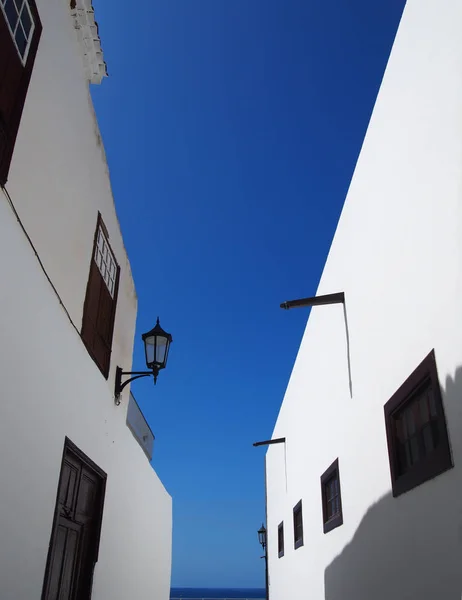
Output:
91,0,406,588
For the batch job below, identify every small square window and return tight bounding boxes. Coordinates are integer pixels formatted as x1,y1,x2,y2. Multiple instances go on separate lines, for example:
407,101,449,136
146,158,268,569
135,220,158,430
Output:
3,0,18,29
0,0,36,62
384,350,453,497
293,500,303,549
94,224,117,298
20,4,32,36
15,23,26,55
277,522,284,558
321,458,343,534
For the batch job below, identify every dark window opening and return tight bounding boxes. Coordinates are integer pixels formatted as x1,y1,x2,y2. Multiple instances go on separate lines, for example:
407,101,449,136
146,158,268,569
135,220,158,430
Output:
293,500,303,549
277,522,284,558
321,458,343,533
384,350,453,497
395,382,439,474
0,0,41,184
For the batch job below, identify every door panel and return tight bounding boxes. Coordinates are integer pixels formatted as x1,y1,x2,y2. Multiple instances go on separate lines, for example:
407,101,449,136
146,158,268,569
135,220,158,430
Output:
46,520,81,600
42,439,106,600
46,525,67,599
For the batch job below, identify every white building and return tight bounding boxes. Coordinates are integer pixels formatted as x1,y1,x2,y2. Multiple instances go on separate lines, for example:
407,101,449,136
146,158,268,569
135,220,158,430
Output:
266,1,462,598
0,0,172,598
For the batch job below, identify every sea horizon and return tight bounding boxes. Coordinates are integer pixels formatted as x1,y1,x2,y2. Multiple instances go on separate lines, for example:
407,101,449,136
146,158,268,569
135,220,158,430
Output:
170,587,266,599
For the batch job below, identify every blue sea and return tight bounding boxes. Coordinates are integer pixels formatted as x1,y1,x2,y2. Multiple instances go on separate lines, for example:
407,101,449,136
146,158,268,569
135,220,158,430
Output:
170,588,265,599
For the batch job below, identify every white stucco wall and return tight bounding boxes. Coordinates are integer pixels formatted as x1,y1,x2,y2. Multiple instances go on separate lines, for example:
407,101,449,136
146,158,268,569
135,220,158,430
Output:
267,1,462,598
5,0,136,383
0,0,172,598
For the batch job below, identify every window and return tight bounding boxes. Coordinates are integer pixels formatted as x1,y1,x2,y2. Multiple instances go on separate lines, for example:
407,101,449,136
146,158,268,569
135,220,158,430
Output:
0,0,41,184
94,223,118,297
321,458,343,533
277,522,284,558
0,0,35,62
293,500,303,549
384,350,453,498
81,214,120,378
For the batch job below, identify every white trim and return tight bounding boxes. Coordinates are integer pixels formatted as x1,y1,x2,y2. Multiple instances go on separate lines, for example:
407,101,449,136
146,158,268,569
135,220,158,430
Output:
94,225,117,297
0,0,35,65
70,0,107,85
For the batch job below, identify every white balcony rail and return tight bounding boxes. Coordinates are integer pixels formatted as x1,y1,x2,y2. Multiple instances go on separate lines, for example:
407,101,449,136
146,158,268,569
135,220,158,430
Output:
126,392,154,460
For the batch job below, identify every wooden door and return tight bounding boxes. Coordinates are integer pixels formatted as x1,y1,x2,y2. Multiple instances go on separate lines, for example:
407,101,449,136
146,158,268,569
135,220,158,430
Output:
42,439,106,600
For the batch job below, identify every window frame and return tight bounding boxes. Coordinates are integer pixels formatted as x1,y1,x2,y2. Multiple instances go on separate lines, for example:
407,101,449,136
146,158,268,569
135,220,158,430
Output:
81,213,120,379
0,0,36,64
0,0,42,185
93,216,118,298
320,458,343,534
277,521,284,558
384,349,453,498
293,500,303,550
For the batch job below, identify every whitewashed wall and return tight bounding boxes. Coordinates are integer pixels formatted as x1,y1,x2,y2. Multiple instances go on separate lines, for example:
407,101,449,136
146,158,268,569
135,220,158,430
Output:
6,0,136,378
267,0,462,598
0,0,172,598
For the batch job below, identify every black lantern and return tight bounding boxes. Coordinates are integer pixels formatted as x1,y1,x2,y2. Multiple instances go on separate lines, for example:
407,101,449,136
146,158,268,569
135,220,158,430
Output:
258,524,267,550
114,318,173,404
258,523,269,600
142,317,173,381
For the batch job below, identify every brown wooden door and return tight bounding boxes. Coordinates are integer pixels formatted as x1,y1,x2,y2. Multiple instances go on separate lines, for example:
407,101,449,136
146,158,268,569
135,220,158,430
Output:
42,439,106,600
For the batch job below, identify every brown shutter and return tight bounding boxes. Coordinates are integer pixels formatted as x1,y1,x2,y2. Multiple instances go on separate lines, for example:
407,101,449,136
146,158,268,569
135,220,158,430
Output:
92,280,112,377
81,217,119,378
81,261,103,357
0,1,42,185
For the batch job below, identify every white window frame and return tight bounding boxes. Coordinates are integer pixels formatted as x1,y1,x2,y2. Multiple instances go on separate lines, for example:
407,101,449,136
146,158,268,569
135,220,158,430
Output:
94,225,117,298
0,0,35,65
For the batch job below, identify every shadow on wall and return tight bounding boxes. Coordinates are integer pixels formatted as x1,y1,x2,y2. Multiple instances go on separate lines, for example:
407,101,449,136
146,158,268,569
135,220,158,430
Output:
324,365,462,600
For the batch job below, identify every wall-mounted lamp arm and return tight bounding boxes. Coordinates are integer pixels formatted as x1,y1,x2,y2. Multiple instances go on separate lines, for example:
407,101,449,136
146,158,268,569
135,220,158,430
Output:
253,437,286,447
280,292,345,310
115,366,158,405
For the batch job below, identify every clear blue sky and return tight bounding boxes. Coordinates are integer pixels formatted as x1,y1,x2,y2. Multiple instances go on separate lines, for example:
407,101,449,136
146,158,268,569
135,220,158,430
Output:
91,0,405,588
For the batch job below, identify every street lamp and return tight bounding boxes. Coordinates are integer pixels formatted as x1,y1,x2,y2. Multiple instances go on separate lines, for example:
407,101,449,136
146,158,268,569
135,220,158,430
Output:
258,524,267,550
114,317,172,404
141,318,173,378
258,524,269,600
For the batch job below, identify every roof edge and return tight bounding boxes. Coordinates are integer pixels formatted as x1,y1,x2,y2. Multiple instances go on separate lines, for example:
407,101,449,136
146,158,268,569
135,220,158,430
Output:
70,0,108,85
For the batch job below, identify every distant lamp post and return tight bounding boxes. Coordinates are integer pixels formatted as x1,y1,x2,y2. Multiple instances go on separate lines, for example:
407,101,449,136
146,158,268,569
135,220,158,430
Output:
114,317,172,405
258,524,269,600
258,524,267,550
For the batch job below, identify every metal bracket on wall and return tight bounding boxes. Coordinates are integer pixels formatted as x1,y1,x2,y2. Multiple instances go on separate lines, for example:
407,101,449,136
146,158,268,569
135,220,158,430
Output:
280,292,345,310
253,437,286,447
114,366,155,405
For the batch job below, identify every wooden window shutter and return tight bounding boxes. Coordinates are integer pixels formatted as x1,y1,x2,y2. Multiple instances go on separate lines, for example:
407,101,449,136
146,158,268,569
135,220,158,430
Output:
81,262,103,359
81,216,119,378
0,0,42,185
